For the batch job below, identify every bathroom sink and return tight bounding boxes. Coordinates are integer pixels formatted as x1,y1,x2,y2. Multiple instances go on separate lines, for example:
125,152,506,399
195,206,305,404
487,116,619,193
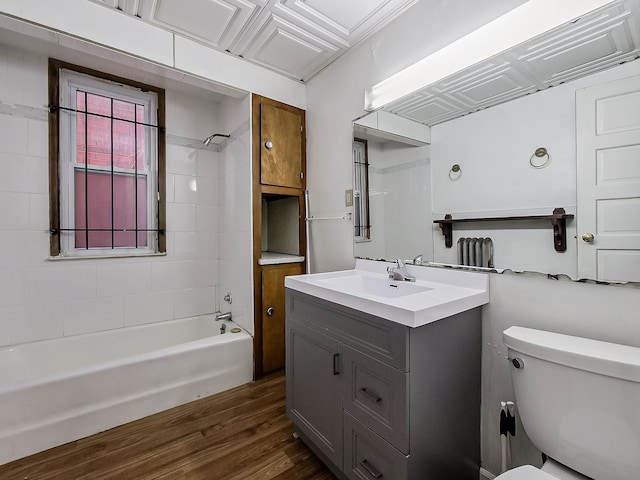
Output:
285,259,489,328
317,274,432,298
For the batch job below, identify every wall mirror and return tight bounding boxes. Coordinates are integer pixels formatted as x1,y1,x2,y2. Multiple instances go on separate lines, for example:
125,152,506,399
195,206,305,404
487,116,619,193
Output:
352,111,433,264
354,1,640,284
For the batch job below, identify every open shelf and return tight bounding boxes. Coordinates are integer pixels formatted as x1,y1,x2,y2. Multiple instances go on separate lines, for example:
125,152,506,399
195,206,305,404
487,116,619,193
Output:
434,207,574,252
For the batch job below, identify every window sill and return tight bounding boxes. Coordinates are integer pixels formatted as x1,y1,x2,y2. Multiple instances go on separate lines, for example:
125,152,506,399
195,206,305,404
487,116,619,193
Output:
48,252,167,261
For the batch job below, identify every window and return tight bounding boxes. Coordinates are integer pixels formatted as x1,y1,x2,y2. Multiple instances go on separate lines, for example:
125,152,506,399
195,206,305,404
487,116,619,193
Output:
48,59,166,257
353,139,370,242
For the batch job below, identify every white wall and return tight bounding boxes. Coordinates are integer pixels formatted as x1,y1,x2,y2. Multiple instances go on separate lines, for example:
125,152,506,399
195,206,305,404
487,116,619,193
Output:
0,41,251,345
306,1,640,477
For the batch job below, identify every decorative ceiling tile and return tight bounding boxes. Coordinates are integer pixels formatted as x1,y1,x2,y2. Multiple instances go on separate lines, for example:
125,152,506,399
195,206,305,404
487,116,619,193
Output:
149,0,261,51
87,0,419,81
241,14,338,80
273,0,418,45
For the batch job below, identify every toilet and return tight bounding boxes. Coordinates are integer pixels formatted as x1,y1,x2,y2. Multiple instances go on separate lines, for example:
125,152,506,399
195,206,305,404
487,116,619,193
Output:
495,326,640,480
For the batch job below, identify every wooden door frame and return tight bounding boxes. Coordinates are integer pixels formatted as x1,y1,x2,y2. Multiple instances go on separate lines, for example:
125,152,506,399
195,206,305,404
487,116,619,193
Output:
252,94,307,378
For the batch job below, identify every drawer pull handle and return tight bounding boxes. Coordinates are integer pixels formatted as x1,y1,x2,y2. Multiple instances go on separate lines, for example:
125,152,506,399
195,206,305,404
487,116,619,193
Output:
332,353,340,375
359,458,383,479
360,387,382,403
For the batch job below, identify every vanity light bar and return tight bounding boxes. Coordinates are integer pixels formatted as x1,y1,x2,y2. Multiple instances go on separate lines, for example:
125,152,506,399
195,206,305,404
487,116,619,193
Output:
364,0,617,111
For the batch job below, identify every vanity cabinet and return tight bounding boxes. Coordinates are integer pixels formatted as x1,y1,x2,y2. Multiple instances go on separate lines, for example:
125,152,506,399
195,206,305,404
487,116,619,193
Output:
286,289,482,480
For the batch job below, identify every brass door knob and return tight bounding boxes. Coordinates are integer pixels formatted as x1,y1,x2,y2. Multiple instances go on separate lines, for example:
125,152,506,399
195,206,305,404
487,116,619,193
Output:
581,233,595,243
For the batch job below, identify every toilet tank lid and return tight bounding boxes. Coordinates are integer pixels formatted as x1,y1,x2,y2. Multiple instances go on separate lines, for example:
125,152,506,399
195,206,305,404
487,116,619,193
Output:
503,326,640,383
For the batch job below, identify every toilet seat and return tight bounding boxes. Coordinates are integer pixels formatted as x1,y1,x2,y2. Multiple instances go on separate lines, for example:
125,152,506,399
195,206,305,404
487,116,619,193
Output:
494,465,557,480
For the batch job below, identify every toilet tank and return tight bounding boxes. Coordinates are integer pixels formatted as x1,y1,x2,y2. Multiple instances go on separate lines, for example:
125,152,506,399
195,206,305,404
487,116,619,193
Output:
503,326,640,480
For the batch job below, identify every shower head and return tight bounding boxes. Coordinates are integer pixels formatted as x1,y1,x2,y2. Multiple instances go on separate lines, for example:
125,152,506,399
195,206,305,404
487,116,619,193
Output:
203,133,231,146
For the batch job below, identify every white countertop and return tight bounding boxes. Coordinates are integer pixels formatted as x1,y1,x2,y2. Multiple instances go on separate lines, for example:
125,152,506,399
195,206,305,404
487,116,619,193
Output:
285,259,489,328
259,252,305,265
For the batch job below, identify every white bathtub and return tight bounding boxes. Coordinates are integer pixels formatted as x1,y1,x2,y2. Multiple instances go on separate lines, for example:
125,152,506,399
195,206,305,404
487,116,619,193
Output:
0,314,253,466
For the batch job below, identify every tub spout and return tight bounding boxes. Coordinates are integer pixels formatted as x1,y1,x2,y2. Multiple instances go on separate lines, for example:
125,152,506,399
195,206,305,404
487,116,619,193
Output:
215,312,232,322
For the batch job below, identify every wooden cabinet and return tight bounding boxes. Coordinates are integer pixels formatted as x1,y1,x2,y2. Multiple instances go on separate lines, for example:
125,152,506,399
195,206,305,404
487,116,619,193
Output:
286,289,482,480
252,94,307,377
261,263,303,373
260,103,304,188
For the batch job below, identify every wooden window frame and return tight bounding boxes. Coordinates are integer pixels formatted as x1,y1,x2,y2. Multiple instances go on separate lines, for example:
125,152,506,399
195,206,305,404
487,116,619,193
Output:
48,58,166,257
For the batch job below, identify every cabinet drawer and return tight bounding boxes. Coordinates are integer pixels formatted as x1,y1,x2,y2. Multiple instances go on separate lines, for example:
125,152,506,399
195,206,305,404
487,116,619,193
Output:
287,290,408,371
343,346,409,453
344,412,408,480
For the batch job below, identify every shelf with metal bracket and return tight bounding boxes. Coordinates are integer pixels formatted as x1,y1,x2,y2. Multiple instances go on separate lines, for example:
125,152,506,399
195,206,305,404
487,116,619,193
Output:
434,207,574,252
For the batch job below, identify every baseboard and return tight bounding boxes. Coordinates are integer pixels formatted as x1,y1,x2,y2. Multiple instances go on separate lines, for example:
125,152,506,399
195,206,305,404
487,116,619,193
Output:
480,467,497,479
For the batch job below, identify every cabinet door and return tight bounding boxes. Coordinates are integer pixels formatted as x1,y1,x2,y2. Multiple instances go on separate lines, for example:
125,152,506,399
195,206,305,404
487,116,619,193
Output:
262,264,302,373
260,103,303,188
286,317,343,469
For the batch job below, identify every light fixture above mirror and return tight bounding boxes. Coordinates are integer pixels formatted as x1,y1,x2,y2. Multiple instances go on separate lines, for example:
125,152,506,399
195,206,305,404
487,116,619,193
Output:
364,0,638,125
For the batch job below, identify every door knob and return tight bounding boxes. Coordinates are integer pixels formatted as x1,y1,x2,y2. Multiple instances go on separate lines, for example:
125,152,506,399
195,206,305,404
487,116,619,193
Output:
266,307,274,316
264,141,273,149
581,233,594,243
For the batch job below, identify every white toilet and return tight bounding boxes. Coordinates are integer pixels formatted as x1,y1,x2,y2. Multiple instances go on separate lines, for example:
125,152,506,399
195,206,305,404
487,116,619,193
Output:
495,326,640,480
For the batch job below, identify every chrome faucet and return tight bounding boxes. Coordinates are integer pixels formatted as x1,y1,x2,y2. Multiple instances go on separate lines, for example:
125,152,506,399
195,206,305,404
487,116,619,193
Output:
215,312,232,322
387,259,416,282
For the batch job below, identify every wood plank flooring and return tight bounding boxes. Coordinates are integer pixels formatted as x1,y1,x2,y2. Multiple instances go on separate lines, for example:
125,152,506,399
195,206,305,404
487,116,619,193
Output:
0,373,337,480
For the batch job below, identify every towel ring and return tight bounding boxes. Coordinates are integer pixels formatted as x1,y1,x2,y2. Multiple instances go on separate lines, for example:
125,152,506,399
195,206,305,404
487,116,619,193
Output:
530,147,550,169
449,164,462,181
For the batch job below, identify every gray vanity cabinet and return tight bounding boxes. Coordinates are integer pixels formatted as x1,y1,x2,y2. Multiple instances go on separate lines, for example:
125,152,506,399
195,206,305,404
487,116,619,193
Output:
286,289,482,480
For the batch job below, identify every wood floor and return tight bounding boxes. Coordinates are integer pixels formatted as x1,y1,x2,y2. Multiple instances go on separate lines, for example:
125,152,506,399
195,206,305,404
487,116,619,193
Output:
0,373,337,480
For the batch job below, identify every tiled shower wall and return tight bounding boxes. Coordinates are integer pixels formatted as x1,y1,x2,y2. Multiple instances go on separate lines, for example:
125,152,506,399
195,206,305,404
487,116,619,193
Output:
0,43,251,346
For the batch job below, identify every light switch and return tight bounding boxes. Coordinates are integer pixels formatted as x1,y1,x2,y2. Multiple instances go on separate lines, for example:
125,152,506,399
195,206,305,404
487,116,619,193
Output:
345,189,353,207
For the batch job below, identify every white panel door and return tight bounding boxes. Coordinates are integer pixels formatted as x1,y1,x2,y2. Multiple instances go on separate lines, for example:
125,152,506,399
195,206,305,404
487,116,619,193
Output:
576,74,640,282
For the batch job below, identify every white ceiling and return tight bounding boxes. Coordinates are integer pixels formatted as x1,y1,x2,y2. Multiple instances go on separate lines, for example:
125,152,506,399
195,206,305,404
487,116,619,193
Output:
90,0,419,82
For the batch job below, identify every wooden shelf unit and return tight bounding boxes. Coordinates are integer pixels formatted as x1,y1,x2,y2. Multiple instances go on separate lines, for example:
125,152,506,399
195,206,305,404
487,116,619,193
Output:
434,207,574,252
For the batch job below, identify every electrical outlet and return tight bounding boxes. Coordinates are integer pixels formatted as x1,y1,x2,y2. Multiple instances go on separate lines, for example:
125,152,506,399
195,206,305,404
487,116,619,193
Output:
345,189,353,207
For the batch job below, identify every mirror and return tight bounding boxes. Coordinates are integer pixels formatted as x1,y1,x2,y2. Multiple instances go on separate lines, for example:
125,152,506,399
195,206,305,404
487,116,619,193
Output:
353,3,640,285
352,111,433,264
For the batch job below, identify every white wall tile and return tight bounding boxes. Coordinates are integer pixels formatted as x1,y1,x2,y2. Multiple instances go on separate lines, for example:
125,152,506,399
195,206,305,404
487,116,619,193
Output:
151,261,197,291
0,302,64,346
0,267,31,308
124,291,174,327
220,259,253,335
196,149,220,178
0,153,47,193
196,233,218,260
165,173,175,203
166,144,197,176
27,119,48,158
220,231,252,266
63,296,124,336
30,264,97,304
0,115,28,155
0,192,30,230
29,193,49,231
174,287,215,319
196,204,218,233
196,259,219,287
174,174,198,204
195,176,218,205
166,202,196,232
0,232,34,267
96,262,152,297
173,232,197,259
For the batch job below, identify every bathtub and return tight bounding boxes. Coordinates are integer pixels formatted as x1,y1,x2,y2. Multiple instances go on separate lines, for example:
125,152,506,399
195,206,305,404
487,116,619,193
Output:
0,314,253,466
